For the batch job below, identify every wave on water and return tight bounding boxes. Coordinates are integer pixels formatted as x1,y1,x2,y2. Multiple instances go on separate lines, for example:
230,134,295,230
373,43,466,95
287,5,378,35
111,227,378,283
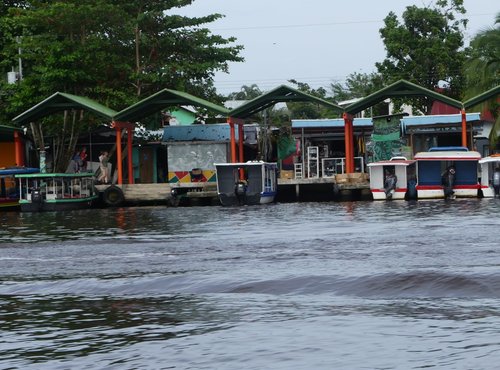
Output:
1,271,500,298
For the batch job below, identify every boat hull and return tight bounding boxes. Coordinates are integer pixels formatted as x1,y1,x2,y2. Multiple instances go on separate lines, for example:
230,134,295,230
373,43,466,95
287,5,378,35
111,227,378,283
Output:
19,197,98,212
218,192,275,206
416,186,479,199
371,189,407,200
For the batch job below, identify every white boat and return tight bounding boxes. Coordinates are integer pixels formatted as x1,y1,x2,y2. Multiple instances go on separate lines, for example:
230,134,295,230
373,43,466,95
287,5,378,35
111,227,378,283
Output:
214,161,278,206
478,155,500,198
367,157,417,200
414,147,481,199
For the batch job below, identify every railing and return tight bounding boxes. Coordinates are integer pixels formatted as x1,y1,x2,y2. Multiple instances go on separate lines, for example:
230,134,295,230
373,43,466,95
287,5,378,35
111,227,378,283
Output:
321,157,365,178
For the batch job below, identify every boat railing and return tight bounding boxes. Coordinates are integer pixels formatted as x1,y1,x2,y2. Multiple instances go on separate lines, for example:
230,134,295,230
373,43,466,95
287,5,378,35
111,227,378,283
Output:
321,157,365,178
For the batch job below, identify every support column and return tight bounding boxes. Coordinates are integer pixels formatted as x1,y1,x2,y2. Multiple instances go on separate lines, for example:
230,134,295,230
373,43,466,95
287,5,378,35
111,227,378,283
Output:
343,113,354,173
127,128,134,184
461,108,467,149
238,123,244,162
14,130,25,167
228,118,237,163
115,127,123,184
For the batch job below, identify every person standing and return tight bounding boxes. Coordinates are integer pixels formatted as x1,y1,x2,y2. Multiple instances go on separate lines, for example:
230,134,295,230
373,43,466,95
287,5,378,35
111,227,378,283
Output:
493,166,500,197
98,151,109,184
79,147,88,172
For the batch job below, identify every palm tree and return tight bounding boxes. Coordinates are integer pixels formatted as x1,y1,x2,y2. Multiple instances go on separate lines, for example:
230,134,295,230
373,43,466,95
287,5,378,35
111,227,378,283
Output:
464,13,500,98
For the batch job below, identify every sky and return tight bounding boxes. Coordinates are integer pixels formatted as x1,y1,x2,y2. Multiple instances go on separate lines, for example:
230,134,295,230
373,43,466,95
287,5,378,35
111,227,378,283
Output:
175,0,498,95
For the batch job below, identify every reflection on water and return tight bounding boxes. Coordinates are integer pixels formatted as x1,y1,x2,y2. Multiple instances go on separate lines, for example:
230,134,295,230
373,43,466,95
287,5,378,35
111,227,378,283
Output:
2,200,500,369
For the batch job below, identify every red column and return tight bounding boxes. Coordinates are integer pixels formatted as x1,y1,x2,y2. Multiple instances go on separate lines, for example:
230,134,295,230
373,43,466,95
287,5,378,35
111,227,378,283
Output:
238,123,244,162
115,127,123,184
228,118,237,163
461,108,467,149
343,113,354,173
14,130,25,167
127,128,134,184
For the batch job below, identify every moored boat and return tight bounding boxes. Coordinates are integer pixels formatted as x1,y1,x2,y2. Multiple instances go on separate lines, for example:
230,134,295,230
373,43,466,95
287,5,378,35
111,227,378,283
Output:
214,161,278,206
367,157,416,200
478,155,500,198
0,167,39,211
15,172,98,212
414,147,481,199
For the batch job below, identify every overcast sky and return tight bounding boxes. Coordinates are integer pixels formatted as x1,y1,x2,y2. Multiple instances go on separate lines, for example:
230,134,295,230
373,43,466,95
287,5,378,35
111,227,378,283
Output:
175,0,498,95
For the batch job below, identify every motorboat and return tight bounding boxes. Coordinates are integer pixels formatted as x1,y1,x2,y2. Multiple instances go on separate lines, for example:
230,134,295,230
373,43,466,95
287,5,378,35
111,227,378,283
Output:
15,172,98,212
478,154,500,198
367,157,416,200
414,147,481,199
214,161,278,206
0,167,39,210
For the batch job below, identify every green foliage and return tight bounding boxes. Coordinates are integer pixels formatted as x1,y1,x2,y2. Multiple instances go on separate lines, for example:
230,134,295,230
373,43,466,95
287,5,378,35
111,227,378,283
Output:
286,79,338,119
0,0,243,120
463,13,500,99
376,0,467,114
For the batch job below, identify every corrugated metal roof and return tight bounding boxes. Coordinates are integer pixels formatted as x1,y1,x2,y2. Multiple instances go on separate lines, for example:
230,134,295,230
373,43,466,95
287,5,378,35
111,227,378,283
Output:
163,124,239,142
291,118,373,128
401,113,481,126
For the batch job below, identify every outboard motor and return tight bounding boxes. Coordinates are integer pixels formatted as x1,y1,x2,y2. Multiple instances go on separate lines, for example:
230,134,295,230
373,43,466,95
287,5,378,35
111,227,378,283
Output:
384,173,397,199
234,180,247,205
442,167,456,199
31,187,43,211
493,168,500,197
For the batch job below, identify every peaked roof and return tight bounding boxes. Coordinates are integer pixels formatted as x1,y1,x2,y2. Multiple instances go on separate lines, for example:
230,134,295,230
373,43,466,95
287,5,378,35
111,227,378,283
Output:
464,85,500,110
12,92,117,124
228,85,343,119
344,79,463,114
114,89,229,122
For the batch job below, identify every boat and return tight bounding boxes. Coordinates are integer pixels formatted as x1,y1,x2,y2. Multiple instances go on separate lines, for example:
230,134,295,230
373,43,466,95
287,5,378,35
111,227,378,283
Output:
478,154,500,198
367,157,417,200
214,161,278,206
15,172,98,212
0,167,39,210
414,147,481,199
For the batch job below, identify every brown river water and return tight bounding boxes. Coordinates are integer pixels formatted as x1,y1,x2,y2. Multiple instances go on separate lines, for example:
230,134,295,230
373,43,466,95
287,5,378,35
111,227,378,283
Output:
1,199,500,369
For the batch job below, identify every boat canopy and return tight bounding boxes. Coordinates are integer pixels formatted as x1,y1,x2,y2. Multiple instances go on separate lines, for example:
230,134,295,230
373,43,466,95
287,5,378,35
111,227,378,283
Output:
0,167,39,176
15,172,95,179
428,146,469,152
414,151,481,160
479,155,500,164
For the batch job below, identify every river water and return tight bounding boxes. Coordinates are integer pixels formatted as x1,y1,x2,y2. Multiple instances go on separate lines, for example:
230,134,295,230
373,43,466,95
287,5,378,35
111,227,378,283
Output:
1,200,500,369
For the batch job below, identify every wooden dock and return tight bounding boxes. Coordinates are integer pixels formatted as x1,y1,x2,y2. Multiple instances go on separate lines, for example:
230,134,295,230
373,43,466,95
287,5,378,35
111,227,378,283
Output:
96,178,371,206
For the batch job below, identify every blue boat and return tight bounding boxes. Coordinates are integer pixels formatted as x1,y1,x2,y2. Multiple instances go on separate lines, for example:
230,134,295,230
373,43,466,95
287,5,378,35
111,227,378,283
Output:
414,147,481,199
0,167,39,211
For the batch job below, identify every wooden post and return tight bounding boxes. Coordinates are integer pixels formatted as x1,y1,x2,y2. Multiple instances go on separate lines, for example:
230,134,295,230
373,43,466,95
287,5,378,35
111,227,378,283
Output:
461,108,467,149
115,127,123,184
127,127,134,184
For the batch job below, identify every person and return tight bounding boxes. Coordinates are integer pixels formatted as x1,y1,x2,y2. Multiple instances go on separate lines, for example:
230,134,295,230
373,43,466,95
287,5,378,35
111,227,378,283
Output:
384,169,397,199
493,166,500,197
73,150,82,173
79,147,88,172
442,165,456,199
97,151,109,184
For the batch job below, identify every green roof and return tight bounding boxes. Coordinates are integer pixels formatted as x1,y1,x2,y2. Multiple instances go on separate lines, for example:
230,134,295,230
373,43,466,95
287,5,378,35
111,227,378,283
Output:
0,124,20,133
344,79,463,114
463,85,500,110
228,85,343,119
12,92,117,124
114,89,229,122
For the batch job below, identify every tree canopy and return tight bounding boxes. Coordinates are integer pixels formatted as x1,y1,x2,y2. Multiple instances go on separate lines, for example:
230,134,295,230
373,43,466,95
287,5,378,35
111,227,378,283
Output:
376,0,467,114
0,0,243,120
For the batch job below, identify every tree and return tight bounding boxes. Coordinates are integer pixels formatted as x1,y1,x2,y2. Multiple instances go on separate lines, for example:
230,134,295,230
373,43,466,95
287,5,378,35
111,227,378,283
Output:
330,72,386,116
376,0,467,114
0,0,243,171
287,79,338,119
463,13,500,98
226,84,262,100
